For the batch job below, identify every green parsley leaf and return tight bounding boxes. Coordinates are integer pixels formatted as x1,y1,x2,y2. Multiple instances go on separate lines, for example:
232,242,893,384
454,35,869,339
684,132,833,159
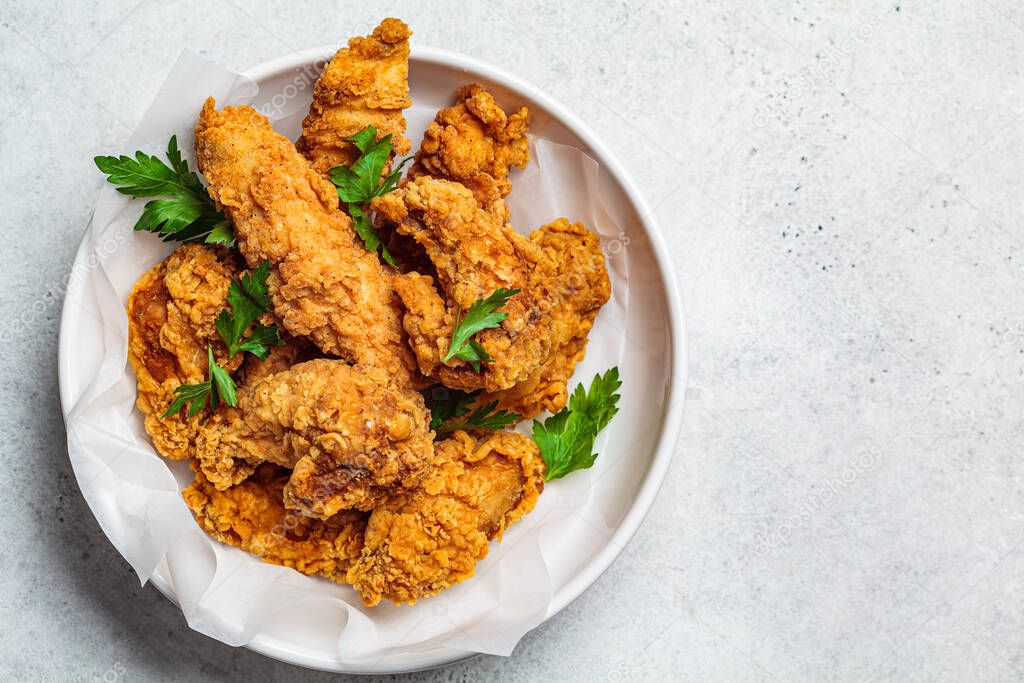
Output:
163,380,214,419
214,260,283,358
204,219,235,245
443,288,520,371
532,368,622,481
425,387,477,431
377,157,410,197
209,354,238,407
162,347,238,418
349,203,397,269
162,263,282,419
233,323,283,360
450,340,495,373
330,127,413,204
95,135,233,244
328,126,411,266
425,388,523,434
449,400,521,434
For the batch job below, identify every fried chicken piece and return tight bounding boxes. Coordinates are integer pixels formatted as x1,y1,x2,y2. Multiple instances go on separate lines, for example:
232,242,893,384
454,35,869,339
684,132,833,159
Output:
480,218,608,417
375,177,540,391
347,430,545,606
195,358,434,516
195,99,416,384
126,244,244,460
479,334,589,420
193,339,316,489
408,83,530,216
378,176,538,304
376,178,610,394
379,83,531,272
183,463,367,582
297,18,412,177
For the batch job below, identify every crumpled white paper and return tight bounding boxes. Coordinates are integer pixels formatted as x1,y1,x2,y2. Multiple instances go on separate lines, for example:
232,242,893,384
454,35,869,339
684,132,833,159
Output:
62,50,628,666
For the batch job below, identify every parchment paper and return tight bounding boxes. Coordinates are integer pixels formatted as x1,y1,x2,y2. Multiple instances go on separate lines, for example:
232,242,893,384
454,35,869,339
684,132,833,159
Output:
62,50,628,664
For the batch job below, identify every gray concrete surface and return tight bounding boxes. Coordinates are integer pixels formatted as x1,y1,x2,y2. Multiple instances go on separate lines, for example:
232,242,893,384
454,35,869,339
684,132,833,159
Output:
2,0,1024,680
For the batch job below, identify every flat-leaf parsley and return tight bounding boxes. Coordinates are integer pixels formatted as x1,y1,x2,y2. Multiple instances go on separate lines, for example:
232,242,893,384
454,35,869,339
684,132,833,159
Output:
532,368,622,481
95,136,232,244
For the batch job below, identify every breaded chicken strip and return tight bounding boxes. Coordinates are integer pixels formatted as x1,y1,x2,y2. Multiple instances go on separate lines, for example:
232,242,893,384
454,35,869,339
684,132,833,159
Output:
380,84,530,271
478,334,589,421
408,83,530,216
347,430,545,606
480,218,608,417
194,99,416,383
126,244,243,460
196,358,434,516
376,178,610,395
375,177,539,391
193,339,316,489
379,176,539,304
183,464,367,582
297,18,412,177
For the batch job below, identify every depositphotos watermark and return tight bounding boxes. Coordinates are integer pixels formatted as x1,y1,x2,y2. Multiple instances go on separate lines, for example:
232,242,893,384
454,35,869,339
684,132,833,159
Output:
256,57,329,119
753,15,883,127
754,447,881,555
0,227,128,343
93,661,126,683
607,658,651,682
603,231,631,256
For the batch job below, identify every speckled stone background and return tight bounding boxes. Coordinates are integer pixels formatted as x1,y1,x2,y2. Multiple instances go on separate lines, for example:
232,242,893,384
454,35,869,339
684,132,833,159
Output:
2,1,1024,681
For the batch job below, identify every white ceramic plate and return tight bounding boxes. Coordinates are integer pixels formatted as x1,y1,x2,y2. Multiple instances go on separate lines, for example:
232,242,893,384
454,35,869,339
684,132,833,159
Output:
59,45,686,673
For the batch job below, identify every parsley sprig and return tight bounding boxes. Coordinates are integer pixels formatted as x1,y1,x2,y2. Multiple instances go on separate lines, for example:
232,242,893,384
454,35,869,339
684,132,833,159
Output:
162,261,282,418
95,136,232,244
443,288,520,372
214,261,282,359
532,368,622,481
329,126,411,268
164,347,237,418
425,388,522,435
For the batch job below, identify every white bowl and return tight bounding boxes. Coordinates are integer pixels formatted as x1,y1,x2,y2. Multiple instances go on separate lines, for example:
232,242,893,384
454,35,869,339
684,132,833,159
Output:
59,45,687,674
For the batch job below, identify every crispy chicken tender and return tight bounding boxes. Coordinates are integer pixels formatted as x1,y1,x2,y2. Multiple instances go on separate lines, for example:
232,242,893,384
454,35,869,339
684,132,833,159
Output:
408,83,530,216
347,430,545,606
193,340,315,489
297,18,412,177
375,177,540,392
196,358,434,516
481,218,608,417
380,84,530,271
378,176,538,304
126,244,243,460
183,464,368,582
376,178,610,395
479,335,589,420
194,99,416,383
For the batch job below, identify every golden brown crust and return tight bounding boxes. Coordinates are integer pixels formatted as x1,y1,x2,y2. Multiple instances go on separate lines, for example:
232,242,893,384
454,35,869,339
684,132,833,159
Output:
297,18,412,177
126,244,243,460
194,98,417,384
183,464,368,582
195,357,435,514
378,83,531,271
376,176,537,306
479,334,588,420
193,340,316,489
376,178,610,396
409,83,530,216
484,218,609,417
123,31,608,606
280,359,435,517
347,430,545,605
375,177,542,392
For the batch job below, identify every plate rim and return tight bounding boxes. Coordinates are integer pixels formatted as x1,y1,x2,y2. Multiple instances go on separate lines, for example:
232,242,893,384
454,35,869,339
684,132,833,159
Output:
59,43,688,675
